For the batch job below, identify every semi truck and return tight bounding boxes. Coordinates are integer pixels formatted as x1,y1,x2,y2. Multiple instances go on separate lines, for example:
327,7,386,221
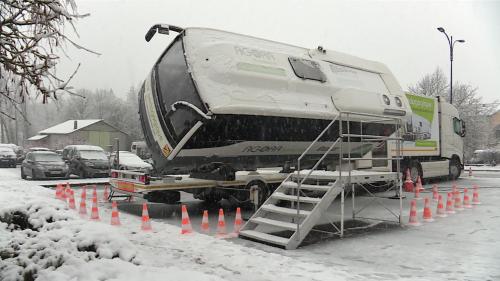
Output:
109,24,465,205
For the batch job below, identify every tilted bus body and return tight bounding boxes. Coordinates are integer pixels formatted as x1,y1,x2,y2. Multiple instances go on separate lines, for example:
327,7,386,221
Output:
138,26,410,176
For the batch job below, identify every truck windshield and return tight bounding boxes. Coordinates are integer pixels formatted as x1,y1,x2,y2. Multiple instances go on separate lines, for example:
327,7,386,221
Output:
155,36,204,141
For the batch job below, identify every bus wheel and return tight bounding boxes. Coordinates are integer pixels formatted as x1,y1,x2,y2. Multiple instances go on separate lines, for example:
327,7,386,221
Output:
246,180,269,208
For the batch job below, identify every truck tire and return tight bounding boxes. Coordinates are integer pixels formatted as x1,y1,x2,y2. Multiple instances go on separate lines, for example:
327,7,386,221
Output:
449,158,461,180
246,180,269,207
409,160,422,182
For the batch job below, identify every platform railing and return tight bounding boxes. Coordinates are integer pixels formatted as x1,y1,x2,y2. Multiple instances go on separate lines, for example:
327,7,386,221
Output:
293,110,404,239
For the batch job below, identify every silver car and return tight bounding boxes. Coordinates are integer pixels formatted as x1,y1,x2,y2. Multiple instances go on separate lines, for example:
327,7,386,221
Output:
21,151,69,180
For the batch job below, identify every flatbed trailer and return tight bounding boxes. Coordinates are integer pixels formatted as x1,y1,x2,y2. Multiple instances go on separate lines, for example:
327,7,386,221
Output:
108,169,289,206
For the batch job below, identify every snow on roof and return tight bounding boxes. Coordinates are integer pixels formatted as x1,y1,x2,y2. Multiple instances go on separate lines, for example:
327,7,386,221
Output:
39,119,102,134
26,135,48,141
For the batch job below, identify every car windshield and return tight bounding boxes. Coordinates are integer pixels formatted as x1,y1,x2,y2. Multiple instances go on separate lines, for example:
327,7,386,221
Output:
33,153,62,162
79,150,107,160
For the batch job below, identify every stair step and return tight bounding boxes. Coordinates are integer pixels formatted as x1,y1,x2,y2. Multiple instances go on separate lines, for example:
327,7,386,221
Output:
281,181,331,191
261,204,311,216
239,230,289,246
251,217,298,231
272,192,321,204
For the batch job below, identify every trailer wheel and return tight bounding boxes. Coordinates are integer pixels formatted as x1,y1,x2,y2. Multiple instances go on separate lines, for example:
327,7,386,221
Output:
409,160,422,182
246,180,269,207
449,157,461,180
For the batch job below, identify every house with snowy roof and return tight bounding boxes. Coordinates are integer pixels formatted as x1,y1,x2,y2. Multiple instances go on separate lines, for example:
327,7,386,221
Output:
25,119,130,151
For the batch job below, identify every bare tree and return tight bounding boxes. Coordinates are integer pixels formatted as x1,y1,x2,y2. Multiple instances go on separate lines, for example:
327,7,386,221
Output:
0,0,99,118
408,67,448,98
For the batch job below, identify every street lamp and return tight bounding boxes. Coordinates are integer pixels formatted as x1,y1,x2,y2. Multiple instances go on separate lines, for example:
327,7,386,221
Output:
437,27,465,104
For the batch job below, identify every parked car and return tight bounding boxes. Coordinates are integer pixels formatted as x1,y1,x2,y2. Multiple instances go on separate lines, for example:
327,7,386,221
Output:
63,145,110,178
21,151,69,180
110,151,153,172
0,143,23,163
0,147,17,168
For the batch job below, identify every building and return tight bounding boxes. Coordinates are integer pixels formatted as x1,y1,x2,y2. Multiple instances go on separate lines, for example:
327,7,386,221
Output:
25,119,130,151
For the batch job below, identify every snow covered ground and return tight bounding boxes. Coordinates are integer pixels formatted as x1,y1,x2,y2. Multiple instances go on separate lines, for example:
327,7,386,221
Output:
464,165,500,172
1,167,499,281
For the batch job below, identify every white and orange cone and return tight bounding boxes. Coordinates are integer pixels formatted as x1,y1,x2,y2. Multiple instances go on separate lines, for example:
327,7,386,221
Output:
454,188,464,211
90,196,100,221
65,183,72,199
110,201,121,226
436,194,447,218
416,176,424,192
79,189,87,217
180,205,193,234
463,188,472,209
141,203,152,231
92,185,97,201
68,190,76,209
432,184,439,201
422,197,434,222
472,185,481,205
232,207,243,237
103,185,109,202
414,181,421,200
408,199,421,226
55,184,63,199
403,169,414,192
216,208,227,237
200,210,210,234
445,192,455,214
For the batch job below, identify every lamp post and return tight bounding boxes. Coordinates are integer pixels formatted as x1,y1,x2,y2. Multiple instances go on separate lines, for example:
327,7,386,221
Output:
437,27,465,104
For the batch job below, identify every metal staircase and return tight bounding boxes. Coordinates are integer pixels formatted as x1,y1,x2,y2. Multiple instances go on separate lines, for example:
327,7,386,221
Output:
239,111,403,250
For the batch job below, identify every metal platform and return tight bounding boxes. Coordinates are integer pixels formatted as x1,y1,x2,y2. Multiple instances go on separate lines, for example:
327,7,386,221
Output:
240,111,404,250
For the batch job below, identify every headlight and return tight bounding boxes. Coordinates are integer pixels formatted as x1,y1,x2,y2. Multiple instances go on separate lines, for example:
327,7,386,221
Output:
395,97,402,107
382,94,391,105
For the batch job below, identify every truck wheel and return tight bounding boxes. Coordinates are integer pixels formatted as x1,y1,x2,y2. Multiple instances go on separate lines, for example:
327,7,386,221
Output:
409,160,422,182
449,158,461,180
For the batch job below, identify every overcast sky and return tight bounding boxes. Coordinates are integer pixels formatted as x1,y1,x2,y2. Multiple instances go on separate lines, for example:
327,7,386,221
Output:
58,0,500,103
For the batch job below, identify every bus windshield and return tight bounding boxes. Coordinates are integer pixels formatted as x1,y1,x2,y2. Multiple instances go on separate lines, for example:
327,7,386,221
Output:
155,36,205,141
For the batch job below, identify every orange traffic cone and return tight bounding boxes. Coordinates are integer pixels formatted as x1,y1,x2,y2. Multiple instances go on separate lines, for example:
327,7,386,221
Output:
232,207,243,237
432,185,439,201
55,184,63,199
180,205,193,234
408,199,421,226
141,203,152,231
65,183,72,199
436,194,447,218
92,185,97,201
79,188,87,217
200,210,210,234
110,201,121,226
90,195,100,221
414,181,421,200
416,176,424,192
103,185,109,202
472,185,481,205
68,190,76,209
422,197,434,222
216,208,227,237
454,188,464,211
403,169,414,192
445,192,455,214
463,188,472,209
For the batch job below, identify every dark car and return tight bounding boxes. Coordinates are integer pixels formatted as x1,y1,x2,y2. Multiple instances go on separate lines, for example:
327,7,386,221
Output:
0,147,17,168
63,145,110,178
21,151,69,180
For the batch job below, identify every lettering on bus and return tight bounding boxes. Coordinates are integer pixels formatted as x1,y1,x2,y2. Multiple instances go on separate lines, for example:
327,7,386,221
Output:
242,145,283,153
